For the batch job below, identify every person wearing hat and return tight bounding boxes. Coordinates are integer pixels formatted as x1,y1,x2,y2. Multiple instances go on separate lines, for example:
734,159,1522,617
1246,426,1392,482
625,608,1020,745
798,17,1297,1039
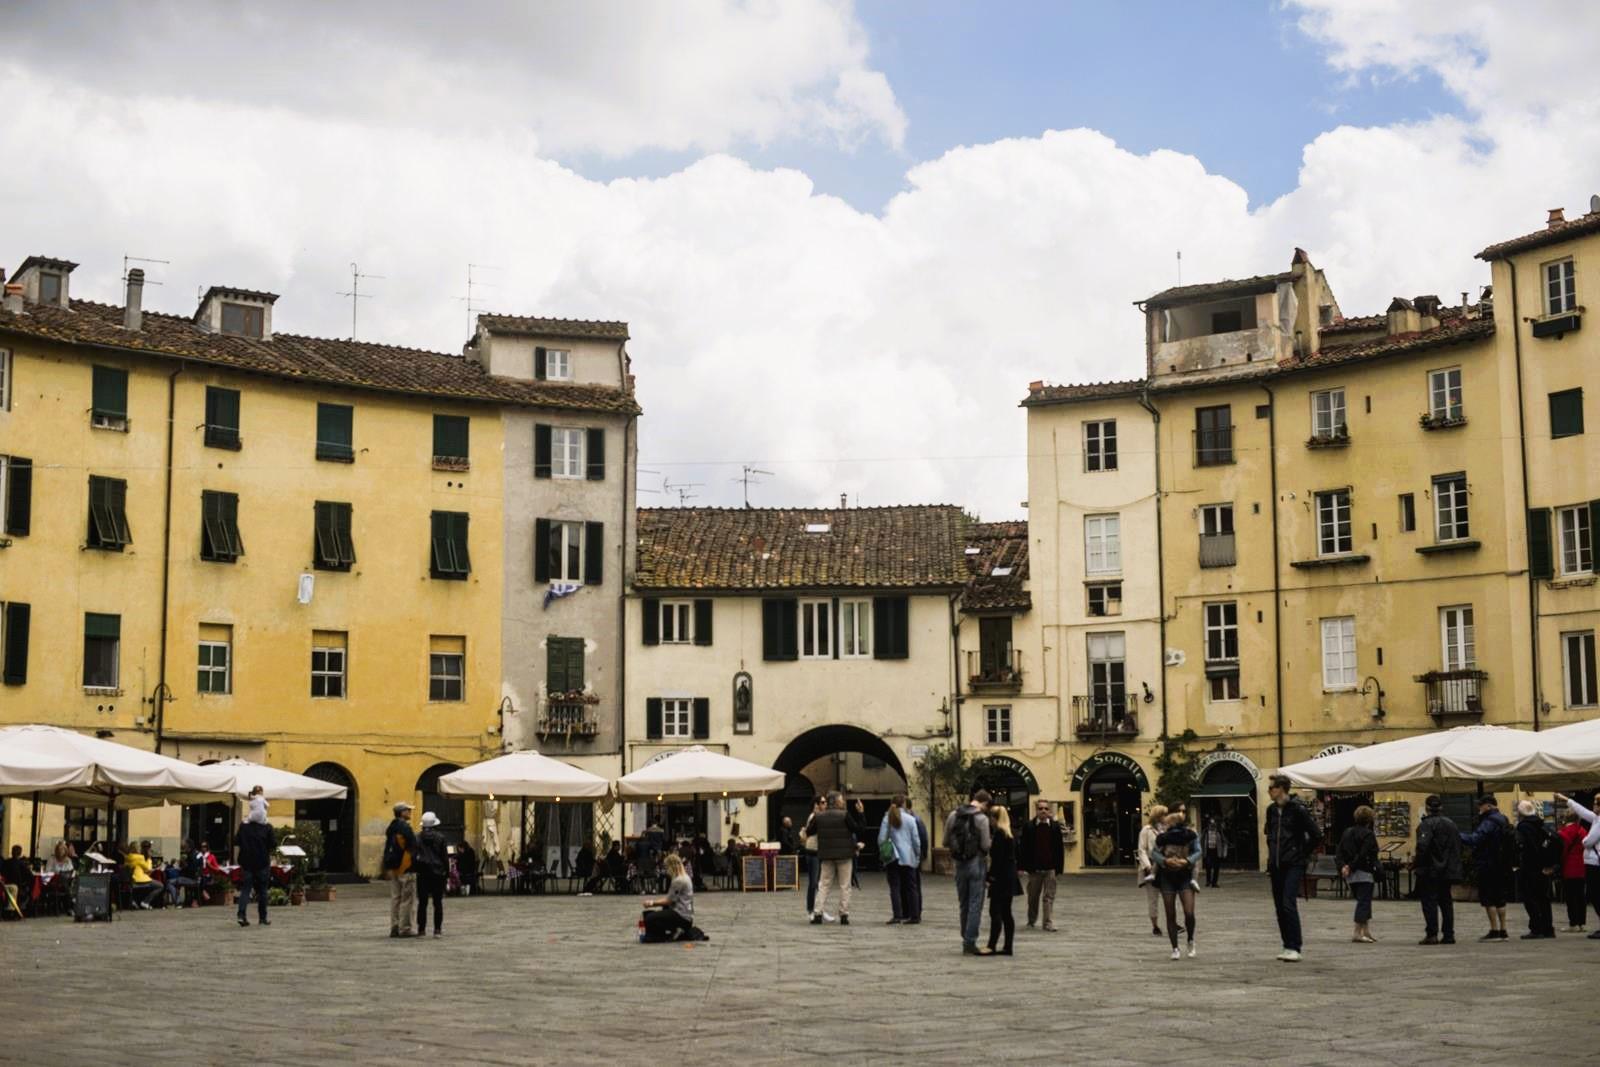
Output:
415,812,450,938
383,801,419,938
1459,794,1512,941
1414,795,1464,944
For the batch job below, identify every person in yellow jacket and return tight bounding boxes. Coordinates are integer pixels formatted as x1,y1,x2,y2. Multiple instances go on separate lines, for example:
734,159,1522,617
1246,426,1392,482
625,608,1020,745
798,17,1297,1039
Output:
125,842,165,910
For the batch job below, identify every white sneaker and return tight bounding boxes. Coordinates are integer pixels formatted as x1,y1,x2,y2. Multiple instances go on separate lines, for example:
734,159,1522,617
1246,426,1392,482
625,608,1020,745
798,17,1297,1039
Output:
823,912,837,923
1187,942,1196,958
1170,947,1181,960
1274,949,1292,961
1282,949,1302,962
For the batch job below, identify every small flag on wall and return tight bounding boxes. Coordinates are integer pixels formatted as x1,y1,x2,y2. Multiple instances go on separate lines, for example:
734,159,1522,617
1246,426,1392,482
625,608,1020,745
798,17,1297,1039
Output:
543,582,581,609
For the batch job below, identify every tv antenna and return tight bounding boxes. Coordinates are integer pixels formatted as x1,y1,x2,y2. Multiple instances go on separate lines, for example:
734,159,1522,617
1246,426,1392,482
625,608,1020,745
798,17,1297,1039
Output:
1176,249,1182,286
122,255,170,287
732,465,774,508
459,263,501,336
662,476,703,505
336,262,385,340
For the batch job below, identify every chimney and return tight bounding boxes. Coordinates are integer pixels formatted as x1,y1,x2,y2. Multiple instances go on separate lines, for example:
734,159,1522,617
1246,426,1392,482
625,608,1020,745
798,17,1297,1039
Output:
123,269,145,332
1548,207,1566,228
839,493,848,509
1,283,22,316
1386,297,1421,337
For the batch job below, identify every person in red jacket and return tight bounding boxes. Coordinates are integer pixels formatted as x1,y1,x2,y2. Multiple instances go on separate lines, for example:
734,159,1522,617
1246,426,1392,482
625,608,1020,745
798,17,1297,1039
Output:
1558,808,1589,932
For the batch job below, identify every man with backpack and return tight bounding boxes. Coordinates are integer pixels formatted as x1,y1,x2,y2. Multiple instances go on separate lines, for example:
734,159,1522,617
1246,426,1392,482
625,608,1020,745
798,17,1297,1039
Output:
945,788,993,955
1459,794,1512,941
1514,799,1558,939
1414,795,1464,944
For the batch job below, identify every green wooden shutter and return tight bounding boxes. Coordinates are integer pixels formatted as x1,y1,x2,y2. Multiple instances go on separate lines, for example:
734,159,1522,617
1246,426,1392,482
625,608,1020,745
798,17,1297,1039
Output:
586,428,606,481
646,698,663,739
205,387,241,448
316,404,354,461
534,424,552,478
763,598,798,661
453,513,471,576
547,637,577,692
2,602,29,685
108,478,130,545
692,698,710,739
566,639,585,693
85,612,120,639
642,599,660,646
92,366,128,419
314,501,337,568
693,600,713,646
534,519,552,582
534,346,547,381
873,596,910,660
584,522,604,584
1528,508,1554,580
433,414,469,462
1550,389,1585,439
5,457,30,536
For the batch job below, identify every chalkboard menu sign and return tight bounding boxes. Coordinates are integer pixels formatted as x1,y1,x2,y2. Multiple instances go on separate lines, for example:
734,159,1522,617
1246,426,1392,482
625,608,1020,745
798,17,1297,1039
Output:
74,872,113,923
771,855,799,890
741,855,768,892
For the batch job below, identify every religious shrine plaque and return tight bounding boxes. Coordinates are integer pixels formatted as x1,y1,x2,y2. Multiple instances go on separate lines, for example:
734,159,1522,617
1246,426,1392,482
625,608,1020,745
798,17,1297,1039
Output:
771,854,799,891
742,854,769,892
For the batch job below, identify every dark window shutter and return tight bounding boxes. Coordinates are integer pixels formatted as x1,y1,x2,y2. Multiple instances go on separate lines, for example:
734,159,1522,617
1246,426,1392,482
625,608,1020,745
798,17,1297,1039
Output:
586,428,606,481
1528,508,1554,580
92,366,128,418
831,596,841,660
646,697,663,740
5,457,31,536
338,503,355,566
455,512,471,576
874,596,910,660
546,637,567,692
534,519,552,582
534,424,552,479
1550,389,1585,439
534,346,547,381
1591,501,1600,552
584,522,604,585
2,601,29,685
568,639,585,692
316,404,354,461
692,698,710,739
642,599,660,646
693,599,713,646
433,414,469,461
763,598,798,661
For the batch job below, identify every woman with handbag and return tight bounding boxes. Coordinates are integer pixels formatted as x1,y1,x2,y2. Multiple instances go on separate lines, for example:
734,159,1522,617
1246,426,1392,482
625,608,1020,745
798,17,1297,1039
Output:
983,806,1023,956
1152,811,1202,960
1336,805,1380,943
878,794,920,925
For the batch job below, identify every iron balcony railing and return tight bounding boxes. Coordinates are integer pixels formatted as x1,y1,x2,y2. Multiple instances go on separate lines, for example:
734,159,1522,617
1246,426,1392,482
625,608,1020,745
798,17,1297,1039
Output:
1193,426,1235,467
1416,669,1487,720
967,649,1023,691
536,701,601,740
1072,694,1140,741
1199,532,1236,568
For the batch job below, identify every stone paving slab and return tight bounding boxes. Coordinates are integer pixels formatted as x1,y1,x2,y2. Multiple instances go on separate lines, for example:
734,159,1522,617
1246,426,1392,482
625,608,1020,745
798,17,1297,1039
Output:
0,872,1589,1065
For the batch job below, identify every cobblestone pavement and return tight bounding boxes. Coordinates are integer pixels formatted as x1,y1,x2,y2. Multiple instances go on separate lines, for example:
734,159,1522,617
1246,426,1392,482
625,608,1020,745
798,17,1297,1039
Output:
0,872,1589,1065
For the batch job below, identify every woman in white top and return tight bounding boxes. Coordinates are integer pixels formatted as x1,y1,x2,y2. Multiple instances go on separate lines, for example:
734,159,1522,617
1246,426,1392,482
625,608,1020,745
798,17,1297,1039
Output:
44,841,76,876
1554,793,1600,937
1137,805,1169,937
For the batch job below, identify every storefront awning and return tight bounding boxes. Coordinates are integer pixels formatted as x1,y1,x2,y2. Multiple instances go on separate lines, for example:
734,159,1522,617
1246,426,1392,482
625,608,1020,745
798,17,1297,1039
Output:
1190,781,1255,799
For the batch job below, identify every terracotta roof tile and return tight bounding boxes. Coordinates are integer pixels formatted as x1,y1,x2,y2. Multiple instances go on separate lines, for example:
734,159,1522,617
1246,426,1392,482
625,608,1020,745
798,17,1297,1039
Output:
962,521,1030,613
1021,378,1144,407
477,314,630,341
635,506,971,591
1478,211,1600,260
1289,315,1494,371
1140,271,1292,308
0,299,640,415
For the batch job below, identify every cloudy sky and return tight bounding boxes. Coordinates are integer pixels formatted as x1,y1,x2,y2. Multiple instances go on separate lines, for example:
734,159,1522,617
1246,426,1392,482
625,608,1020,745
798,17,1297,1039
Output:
3,1,1595,518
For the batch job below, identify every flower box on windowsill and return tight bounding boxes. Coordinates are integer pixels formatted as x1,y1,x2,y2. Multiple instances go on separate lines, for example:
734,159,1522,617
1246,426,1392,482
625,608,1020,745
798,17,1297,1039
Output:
1419,412,1467,431
1416,539,1481,555
1548,574,1598,590
432,455,470,472
1531,312,1581,339
83,687,123,697
1305,429,1350,449
1290,553,1371,569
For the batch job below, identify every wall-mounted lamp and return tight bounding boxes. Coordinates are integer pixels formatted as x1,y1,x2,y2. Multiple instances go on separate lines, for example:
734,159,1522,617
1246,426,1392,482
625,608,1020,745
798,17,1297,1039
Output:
1360,676,1386,720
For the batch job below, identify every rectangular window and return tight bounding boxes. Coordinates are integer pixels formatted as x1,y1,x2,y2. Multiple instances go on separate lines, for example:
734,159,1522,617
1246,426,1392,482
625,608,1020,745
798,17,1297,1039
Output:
1200,503,1234,537
1441,606,1475,671
1433,473,1470,542
546,349,572,381
1399,493,1416,533
204,386,241,449
432,414,470,469
1546,258,1576,316
219,302,264,339
1320,616,1357,690
1203,602,1238,663
91,365,128,429
1311,388,1347,439
83,613,120,689
197,624,232,695
1,348,13,411
800,599,833,659
1086,581,1122,617
1558,505,1594,576
429,511,471,579
315,403,354,462
1195,405,1233,466
87,475,132,550
313,501,356,571
1428,368,1463,422
546,635,586,693
39,271,63,305
1316,489,1352,556
1208,672,1240,702
1,454,30,537
1198,503,1235,567
662,697,692,739
1084,514,1121,575
1563,631,1598,709
311,632,347,699
552,427,584,478
547,520,585,583
659,601,693,644
1550,389,1585,439
429,636,465,702
199,490,244,563
3,602,31,685
1085,420,1117,472
840,599,871,657
1211,309,1242,333
984,705,1012,745
1087,632,1126,720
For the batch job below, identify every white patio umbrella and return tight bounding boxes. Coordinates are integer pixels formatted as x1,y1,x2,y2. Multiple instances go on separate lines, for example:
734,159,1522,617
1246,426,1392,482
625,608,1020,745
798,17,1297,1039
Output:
615,745,786,802
212,758,348,800
1277,724,1551,793
0,724,234,808
436,751,609,801
1517,718,1600,786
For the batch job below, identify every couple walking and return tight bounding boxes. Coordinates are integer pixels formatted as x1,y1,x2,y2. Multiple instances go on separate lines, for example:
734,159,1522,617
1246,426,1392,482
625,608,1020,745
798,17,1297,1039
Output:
948,789,1065,956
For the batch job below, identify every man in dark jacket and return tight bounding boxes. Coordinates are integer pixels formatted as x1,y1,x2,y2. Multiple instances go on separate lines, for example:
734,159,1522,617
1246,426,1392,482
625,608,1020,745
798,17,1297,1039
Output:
383,801,418,938
1459,795,1511,941
1415,794,1464,944
235,806,276,929
1514,800,1556,940
1264,774,1318,961
808,792,860,925
1017,799,1065,933
902,798,928,923
414,812,450,938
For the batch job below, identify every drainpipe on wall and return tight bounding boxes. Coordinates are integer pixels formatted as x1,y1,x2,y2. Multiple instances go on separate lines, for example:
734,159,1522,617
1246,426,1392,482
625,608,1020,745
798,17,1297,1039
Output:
1507,266,1541,731
616,341,633,838
949,593,962,753
1137,386,1168,739
154,362,182,753
1260,384,1285,767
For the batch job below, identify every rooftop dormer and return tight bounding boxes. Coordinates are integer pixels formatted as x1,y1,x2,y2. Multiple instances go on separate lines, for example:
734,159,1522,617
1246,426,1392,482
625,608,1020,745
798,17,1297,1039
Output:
12,256,78,309
194,286,278,340
463,314,630,388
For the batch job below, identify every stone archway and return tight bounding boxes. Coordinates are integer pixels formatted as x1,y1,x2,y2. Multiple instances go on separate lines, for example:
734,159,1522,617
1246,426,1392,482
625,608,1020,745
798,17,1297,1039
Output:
296,763,357,874
768,725,910,857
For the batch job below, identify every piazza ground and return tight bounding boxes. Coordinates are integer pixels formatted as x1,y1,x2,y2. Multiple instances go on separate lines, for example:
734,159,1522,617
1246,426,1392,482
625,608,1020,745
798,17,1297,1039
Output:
1,872,1586,1065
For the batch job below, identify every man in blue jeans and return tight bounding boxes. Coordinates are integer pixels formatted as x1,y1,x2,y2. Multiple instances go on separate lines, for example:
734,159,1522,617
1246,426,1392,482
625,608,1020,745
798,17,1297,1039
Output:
945,788,993,955
803,795,826,918
1264,774,1318,962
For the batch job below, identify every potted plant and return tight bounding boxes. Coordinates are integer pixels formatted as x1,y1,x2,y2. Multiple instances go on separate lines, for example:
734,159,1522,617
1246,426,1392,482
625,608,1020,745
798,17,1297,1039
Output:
275,822,325,904
209,872,234,906
305,869,335,903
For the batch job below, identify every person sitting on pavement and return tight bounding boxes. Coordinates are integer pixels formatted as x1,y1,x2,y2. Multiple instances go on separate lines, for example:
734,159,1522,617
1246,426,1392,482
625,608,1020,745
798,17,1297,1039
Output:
642,853,706,942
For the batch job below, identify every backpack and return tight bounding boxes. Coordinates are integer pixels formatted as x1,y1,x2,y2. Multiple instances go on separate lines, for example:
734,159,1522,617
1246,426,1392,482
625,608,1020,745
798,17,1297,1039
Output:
1494,815,1518,871
1538,823,1564,871
948,810,981,863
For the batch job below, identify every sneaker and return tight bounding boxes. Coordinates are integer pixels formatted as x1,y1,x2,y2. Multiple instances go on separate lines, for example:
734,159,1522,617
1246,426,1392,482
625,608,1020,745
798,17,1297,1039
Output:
1187,942,1196,959
237,917,249,928
1274,949,1292,961
259,918,270,926
810,914,823,925
885,918,902,925
1478,931,1500,942
433,930,442,938
1440,936,1456,944
1043,924,1058,932
839,915,850,926
974,946,994,956
962,944,981,955
1520,932,1543,940
822,913,837,923
1418,935,1439,945
1025,921,1036,929
1588,929,1600,940
904,918,921,925
1170,947,1181,960
1281,950,1302,962
390,927,400,938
